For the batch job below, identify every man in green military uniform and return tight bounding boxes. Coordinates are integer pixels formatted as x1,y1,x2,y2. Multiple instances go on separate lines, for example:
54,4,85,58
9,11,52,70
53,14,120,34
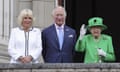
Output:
75,17,115,63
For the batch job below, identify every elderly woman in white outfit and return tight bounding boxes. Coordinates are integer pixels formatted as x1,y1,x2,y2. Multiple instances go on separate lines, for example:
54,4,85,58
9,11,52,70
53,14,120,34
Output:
8,9,43,63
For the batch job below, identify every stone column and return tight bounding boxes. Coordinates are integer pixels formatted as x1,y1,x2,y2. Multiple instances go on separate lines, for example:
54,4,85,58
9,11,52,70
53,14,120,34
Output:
32,0,55,30
14,0,33,27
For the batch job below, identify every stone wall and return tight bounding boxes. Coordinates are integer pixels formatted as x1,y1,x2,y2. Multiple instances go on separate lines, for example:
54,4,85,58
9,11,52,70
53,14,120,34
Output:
0,63,120,72
14,0,55,29
0,0,55,63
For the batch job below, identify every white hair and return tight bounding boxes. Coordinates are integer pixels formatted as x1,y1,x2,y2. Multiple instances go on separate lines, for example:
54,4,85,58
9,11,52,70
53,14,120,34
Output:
52,6,67,17
17,9,35,25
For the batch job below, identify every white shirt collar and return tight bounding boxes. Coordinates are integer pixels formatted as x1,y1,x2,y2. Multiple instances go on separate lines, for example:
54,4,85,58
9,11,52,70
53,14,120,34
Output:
54,23,64,30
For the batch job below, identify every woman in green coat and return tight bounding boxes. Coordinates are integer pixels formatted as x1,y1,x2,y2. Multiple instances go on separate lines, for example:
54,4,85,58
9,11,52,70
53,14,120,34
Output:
75,17,115,63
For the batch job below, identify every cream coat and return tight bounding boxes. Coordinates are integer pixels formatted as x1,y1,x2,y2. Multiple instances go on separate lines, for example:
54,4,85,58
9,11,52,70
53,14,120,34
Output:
8,27,42,63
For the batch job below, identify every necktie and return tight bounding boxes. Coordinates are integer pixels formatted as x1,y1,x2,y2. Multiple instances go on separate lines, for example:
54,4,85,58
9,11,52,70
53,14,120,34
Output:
58,27,64,50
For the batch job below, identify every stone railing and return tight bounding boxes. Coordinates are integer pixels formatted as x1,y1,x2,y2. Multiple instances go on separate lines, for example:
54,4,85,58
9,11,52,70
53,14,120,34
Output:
0,63,120,72
0,44,10,63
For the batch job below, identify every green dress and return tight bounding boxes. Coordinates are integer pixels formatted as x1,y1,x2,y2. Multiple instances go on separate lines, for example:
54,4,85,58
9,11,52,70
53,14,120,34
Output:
75,34,115,63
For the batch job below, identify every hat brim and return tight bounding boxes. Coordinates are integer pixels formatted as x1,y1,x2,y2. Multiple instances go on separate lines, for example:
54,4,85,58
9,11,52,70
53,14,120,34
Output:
87,24,107,31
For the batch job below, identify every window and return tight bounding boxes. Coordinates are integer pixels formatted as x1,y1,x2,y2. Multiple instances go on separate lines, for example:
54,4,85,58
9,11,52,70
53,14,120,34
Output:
55,0,65,7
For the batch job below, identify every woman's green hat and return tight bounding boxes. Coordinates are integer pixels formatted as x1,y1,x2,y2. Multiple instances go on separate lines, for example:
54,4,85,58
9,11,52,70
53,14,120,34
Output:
87,17,107,30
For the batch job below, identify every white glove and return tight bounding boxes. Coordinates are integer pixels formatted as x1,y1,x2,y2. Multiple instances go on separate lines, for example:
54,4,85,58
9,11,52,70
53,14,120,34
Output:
97,48,106,57
79,24,87,40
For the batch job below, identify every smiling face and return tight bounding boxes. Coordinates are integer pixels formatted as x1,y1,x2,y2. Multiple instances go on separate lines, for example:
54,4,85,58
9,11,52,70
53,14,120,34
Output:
22,16,32,30
18,9,34,31
90,26,102,38
52,6,66,26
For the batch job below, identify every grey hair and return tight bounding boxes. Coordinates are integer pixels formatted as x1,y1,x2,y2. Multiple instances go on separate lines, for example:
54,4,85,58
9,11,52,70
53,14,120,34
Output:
17,9,35,25
52,6,67,17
